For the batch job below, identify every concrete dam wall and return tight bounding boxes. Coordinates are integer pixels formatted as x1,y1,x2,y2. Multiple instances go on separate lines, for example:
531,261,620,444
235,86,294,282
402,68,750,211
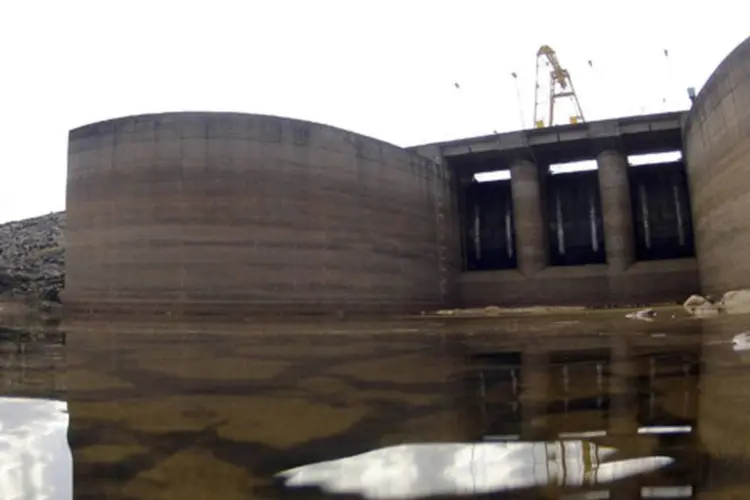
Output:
684,35,750,296
415,112,700,308
60,37,750,314
65,113,459,315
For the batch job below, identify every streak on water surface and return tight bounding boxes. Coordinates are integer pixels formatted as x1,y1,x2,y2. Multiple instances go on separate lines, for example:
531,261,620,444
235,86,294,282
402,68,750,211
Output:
2,309,750,499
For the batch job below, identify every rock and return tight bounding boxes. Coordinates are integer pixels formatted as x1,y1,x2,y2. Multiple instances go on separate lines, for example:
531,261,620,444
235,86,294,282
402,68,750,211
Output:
626,308,656,321
683,294,721,317
732,332,750,352
484,305,502,316
40,287,61,303
436,309,457,316
694,304,721,317
0,212,65,302
720,289,750,315
683,294,708,313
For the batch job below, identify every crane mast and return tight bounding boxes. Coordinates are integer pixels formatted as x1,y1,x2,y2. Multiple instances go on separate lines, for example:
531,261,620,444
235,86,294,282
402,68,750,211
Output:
533,45,585,128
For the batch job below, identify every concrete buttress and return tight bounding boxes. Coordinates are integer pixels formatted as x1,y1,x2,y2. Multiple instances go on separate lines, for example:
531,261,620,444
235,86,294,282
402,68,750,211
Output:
597,150,635,274
510,159,547,276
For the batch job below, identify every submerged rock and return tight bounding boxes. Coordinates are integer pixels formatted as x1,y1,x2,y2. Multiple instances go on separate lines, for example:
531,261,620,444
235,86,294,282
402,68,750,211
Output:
625,308,656,321
682,294,721,317
732,332,750,351
435,309,457,317
683,294,708,312
720,289,750,315
683,289,750,317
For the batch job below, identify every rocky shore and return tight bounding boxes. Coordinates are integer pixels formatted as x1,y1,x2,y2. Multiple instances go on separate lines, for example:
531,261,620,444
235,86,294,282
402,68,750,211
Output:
0,212,65,303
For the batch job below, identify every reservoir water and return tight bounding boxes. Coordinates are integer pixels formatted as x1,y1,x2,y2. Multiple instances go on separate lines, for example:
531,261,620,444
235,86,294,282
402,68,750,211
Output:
1,309,750,499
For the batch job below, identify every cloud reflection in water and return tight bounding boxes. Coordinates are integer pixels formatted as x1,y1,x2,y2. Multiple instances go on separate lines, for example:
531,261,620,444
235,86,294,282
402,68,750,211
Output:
0,397,71,500
277,441,673,499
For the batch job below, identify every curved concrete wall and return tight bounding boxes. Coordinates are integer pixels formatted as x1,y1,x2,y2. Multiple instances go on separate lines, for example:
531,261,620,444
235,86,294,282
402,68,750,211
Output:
65,112,457,315
684,36,750,295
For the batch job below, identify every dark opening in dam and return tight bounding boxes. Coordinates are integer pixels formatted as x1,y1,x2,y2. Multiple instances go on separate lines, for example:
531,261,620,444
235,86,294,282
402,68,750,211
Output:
629,160,695,261
545,169,606,267
461,176,516,271
457,154,696,276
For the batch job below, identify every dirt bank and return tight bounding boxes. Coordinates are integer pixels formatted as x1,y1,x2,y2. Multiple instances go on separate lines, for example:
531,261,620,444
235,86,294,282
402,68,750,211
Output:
0,212,64,302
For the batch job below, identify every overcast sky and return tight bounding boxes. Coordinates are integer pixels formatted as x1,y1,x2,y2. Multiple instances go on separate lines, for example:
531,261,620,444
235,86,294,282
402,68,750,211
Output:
0,0,746,223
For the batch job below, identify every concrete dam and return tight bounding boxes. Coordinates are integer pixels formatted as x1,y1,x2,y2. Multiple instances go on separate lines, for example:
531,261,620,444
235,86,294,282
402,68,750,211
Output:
64,35,750,315
66,114,457,315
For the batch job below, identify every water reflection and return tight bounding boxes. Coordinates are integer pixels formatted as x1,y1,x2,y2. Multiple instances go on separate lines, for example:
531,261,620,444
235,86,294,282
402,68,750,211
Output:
2,312,750,497
0,397,71,500
278,440,672,498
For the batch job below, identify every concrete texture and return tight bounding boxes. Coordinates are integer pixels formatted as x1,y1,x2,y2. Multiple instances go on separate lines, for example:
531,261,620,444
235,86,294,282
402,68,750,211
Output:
65,112,457,315
458,258,699,307
409,143,463,307
420,111,684,166
510,159,547,276
684,35,750,296
597,150,635,274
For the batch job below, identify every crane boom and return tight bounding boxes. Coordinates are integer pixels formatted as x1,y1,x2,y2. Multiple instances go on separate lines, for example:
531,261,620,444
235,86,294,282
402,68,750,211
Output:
533,45,585,128
538,45,568,90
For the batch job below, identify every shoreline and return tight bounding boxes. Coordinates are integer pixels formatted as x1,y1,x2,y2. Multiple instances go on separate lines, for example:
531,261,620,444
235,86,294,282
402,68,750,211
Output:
0,296,692,332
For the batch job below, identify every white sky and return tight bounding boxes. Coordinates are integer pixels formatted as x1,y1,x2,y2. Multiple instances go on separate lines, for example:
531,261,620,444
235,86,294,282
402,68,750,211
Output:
0,0,747,223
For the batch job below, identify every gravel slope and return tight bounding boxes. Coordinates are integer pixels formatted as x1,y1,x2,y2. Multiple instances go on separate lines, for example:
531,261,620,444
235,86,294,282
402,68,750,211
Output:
0,212,65,302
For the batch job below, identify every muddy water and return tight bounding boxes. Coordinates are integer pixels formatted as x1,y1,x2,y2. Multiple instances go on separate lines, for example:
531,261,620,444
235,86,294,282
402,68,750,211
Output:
2,310,750,499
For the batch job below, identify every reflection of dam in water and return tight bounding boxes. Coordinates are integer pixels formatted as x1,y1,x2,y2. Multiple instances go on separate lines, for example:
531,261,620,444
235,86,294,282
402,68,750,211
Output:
6,316,750,497
458,336,702,498
463,342,700,438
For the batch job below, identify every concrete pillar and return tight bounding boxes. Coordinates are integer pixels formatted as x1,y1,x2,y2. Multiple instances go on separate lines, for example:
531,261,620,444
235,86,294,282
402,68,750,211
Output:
510,159,546,276
596,150,635,273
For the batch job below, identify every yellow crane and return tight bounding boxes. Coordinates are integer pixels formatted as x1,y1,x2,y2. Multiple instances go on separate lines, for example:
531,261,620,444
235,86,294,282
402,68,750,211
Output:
533,45,585,128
